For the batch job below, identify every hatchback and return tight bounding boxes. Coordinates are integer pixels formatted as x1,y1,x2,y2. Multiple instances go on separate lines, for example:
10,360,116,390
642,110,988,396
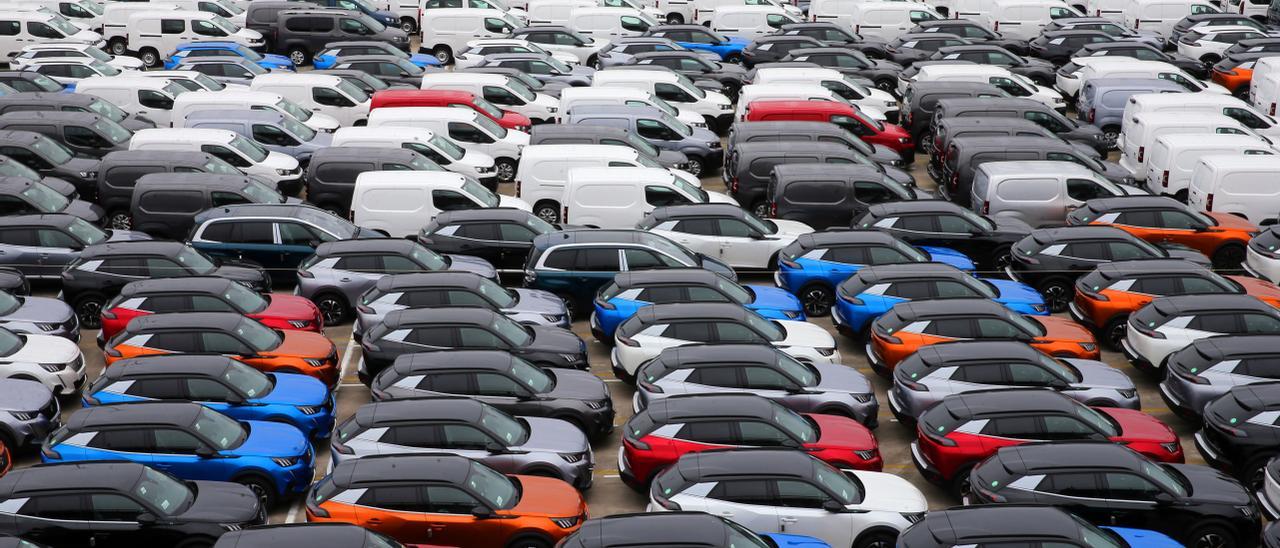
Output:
417,208,558,272
638,203,813,270
1246,225,1280,283
0,213,149,281
592,269,802,342
889,340,1138,422
868,298,1098,375
0,378,58,453
776,231,975,317
44,402,313,507
0,289,77,341
0,177,102,224
968,442,1259,548
913,389,1182,494
83,355,334,440
648,449,925,548
0,327,85,397
898,505,1182,548
621,393,881,489
104,312,339,387
612,303,839,382
1068,196,1259,269
560,512,829,548
1160,335,1280,420
296,238,497,324
388,355,606,429
100,277,322,343
635,343,877,426
331,397,593,489
164,42,295,71
1124,294,1280,374
313,40,440,69
355,271,569,338
1196,381,1280,491
0,461,265,548
307,454,587,547
853,200,1032,272
644,25,750,62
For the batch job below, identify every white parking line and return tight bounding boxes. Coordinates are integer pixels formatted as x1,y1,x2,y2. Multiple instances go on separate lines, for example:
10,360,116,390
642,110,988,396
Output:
284,500,303,523
336,335,357,391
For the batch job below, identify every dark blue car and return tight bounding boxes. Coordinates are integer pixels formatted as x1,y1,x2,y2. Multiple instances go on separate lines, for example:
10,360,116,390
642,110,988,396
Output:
164,42,295,71
647,25,750,62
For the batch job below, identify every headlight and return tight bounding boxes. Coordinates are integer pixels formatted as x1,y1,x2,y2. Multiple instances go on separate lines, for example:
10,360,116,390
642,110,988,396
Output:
547,106,558,113
552,516,580,528
719,103,731,110
271,457,298,467
1079,342,1097,352
692,121,707,128
287,320,310,329
1162,442,1180,454
1031,304,1047,313
853,393,874,403
559,451,587,463
36,323,58,332
303,358,325,367
297,405,319,414
477,166,495,173
39,363,65,373
1239,504,1257,518
1118,389,1137,399
783,310,801,319
585,399,607,410
901,512,926,524
854,449,877,460
275,169,290,176
10,411,35,421
559,353,580,362
542,314,564,322
816,347,836,357
898,137,911,143
221,523,244,532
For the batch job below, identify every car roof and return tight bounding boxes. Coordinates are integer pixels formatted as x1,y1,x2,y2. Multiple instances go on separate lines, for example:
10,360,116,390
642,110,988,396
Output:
118,276,236,297
193,203,318,221
864,200,969,216
355,397,484,425
104,355,239,380
658,343,777,367
1195,335,1280,357
81,240,190,260
893,298,1009,320
383,307,500,327
135,173,257,188
315,238,417,256
0,462,147,498
0,111,104,124
374,271,484,291
794,230,899,249
916,340,1042,366
0,213,76,229
336,454,475,485
573,512,727,546
68,401,204,430
1149,294,1273,315
647,203,746,221
434,207,536,225
644,393,776,422
938,388,1081,417
852,262,966,284
633,302,750,324
1092,259,1207,278
614,268,724,288
675,448,816,481
532,229,666,248
124,311,248,332
924,506,1078,542
773,163,883,179
187,109,287,123
1029,225,1134,242
1081,196,1183,211
215,523,373,546
391,349,515,374
996,442,1145,473
936,96,1043,110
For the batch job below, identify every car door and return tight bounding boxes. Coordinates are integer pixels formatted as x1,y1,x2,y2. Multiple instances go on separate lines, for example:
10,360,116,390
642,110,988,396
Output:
420,485,487,547
218,219,280,270
275,221,327,272
774,479,850,547
147,427,212,482
14,494,92,547
494,222,539,270
695,480,781,536
818,246,868,287
0,227,57,278
1034,472,1113,524
353,486,427,541
659,218,717,257
1160,313,1239,341
474,371,546,417
183,377,240,417
1099,471,1163,529
85,492,152,548
714,217,764,268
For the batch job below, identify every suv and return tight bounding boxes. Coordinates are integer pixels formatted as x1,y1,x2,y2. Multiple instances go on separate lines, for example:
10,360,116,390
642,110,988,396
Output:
417,208,558,272
561,512,825,548
0,177,102,224
0,130,101,197
1067,196,1259,269
899,505,1179,548
1197,382,1280,492
1125,294,1280,374
0,378,60,452
60,241,271,328
274,9,410,65
355,271,571,336
99,276,322,342
854,200,1031,272
296,238,497,324
638,203,813,270
1161,335,1280,420
0,213,147,280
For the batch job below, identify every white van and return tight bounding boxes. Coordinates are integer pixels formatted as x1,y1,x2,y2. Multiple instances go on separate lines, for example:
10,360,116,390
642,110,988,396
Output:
559,85,706,127
848,2,941,41
75,76,187,127
568,6,655,40
1123,93,1280,139
418,8,520,64
516,144,701,221
949,0,997,21
708,5,798,40
150,0,245,26
129,127,301,189
734,83,847,121
1144,133,1275,198
751,66,899,122
1073,59,1227,100
692,0,799,24
983,0,1081,40
172,90,340,132
351,171,530,237
910,64,1065,110
332,126,499,185
419,72,561,123
1249,56,1280,115
250,73,371,127
367,106,530,182
1123,0,1218,36
0,0,105,31
126,10,263,67
1085,0,1126,20
1188,154,1280,224
561,166,733,228
103,2,177,55
527,0,593,24
1119,112,1257,179
1056,56,1136,98
592,69,733,129
0,12,103,60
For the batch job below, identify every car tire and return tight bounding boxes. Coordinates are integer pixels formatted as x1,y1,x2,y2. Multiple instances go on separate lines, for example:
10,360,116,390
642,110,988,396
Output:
751,201,768,219
495,158,517,182
949,466,974,499
107,210,132,230
533,200,560,223
1101,125,1120,146
1234,84,1250,99
1036,277,1073,313
988,245,1013,273
1200,54,1220,65
1189,525,1236,548
1245,456,1272,493
75,294,105,329
399,17,416,33
799,283,834,317
507,537,552,548
140,48,160,68
684,155,704,177
724,52,742,64
312,292,350,325
108,39,127,56
288,47,310,66
855,531,898,548
433,45,454,65
1102,315,1128,351
235,474,277,509
665,12,683,23
1212,243,1247,271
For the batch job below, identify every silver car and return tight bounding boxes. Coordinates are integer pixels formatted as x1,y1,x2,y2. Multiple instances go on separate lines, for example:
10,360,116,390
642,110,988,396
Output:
0,378,60,450
0,290,77,341
295,238,497,325
0,214,149,280
331,397,595,489
355,270,569,337
1159,334,1280,420
633,344,879,428
476,53,596,87
887,340,1139,423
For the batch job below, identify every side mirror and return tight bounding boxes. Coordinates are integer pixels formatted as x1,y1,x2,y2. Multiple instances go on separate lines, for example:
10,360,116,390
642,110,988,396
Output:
136,513,157,525
485,442,506,454
471,506,494,519
1153,493,1176,505
750,231,766,240
780,438,801,449
307,240,321,248
196,447,217,459
225,394,246,405
1194,225,1210,232
822,500,844,513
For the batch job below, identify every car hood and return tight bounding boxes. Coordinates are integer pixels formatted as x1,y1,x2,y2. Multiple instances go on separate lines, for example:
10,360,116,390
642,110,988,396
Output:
510,288,569,315
5,296,73,324
546,368,609,401
515,416,589,454
1101,407,1178,444
11,333,79,363
705,190,737,205
1208,211,1259,232
1104,527,1183,548
443,254,498,279
261,294,321,322
459,148,496,169
213,264,269,286
853,470,929,512
920,247,976,272
654,148,689,167
990,214,1034,236
501,110,532,128
747,284,803,312
528,325,585,354
175,480,262,523
813,362,873,395
263,151,299,171
883,164,916,186
808,412,875,449
105,228,153,242
778,320,836,349
256,372,328,407
498,194,532,211
1169,463,1253,505
0,378,53,411
987,278,1045,306
506,475,585,518
1065,358,1136,391
770,219,814,239
229,420,309,458
1229,275,1280,306
267,329,335,359
40,177,77,197
1033,315,1096,344
62,199,104,223
1160,245,1213,266
872,59,904,72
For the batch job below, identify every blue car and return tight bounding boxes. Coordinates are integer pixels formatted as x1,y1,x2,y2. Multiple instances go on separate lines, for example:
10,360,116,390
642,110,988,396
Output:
832,262,1047,337
591,269,804,342
649,25,749,61
164,42,296,71
776,231,975,316
82,355,336,440
1103,527,1183,548
312,42,441,70
43,401,314,506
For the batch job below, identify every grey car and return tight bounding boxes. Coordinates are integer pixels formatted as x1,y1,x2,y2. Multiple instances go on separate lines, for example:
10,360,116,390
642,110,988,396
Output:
0,378,59,451
0,290,78,341
634,343,879,427
354,270,570,337
184,109,333,164
175,58,271,86
313,68,417,94
1160,335,1280,420
888,340,1139,423
332,397,594,489
369,350,615,440
296,238,497,324
329,54,428,87
595,37,719,68
0,214,148,280
476,53,596,87
529,124,689,169
0,177,103,225
566,104,721,177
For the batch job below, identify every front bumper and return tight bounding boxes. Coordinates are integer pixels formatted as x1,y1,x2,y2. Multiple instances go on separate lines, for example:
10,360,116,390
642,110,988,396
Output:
910,440,944,484
1120,337,1156,374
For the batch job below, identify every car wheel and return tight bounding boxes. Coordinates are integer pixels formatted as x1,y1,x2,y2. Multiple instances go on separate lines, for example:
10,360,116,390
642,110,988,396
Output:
107,210,132,230
1213,243,1247,271
1234,84,1250,99
875,79,895,93
855,532,897,548
433,45,454,65
1174,189,1189,203
313,293,350,325
751,201,768,218
665,12,683,23
1245,456,1272,493
1102,125,1120,145
533,201,560,224
799,284,834,317
75,295,104,329
236,475,277,509
288,47,310,66
684,156,704,177
949,466,974,499
399,17,416,33
1036,277,1072,313
108,39,127,56
1200,53,1220,65
140,48,160,68
1102,315,1128,351
989,245,1013,273
495,158,517,182
724,52,742,64
1190,525,1235,548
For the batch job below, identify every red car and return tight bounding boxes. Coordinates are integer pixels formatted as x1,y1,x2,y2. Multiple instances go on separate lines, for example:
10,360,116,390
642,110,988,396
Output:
99,277,323,343
913,389,1183,495
371,90,532,131
742,99,913,159
620,393,881,490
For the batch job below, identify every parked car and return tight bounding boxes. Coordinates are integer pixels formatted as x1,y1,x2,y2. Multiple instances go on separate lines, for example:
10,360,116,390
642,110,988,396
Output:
768,164,926,231
99,276,322,342
1160,335,1280,421
560,512,831,548
0,378,58,452
0,326,83,397
0,213,147,281
163,41,294,71
638,203,811,270
1123,294,1280,374
898,505,1183,548
313,40,439,69
354,270,570,337
854,200,1032,272
416,208,557,273
0,177,102,224
1067,195,1259,269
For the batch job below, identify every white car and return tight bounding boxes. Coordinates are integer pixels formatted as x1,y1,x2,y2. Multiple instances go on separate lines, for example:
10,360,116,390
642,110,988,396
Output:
647,449,927,548
11,43,143,72
23,58,123,86
454,38,582,68
0,327,85,396
1245,228,1280,283
512,26,610,64
642,204,812,270
1177,25,1266,64
611,302,839,378
1122,294,1280,373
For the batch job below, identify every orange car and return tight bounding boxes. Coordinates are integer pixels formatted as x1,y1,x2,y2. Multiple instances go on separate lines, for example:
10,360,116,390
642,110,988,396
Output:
866,298,1098,375
103,312,339,386
1067,196,1258,269
1211,57,1256,97
308,454,587,547
1072,259,1280,348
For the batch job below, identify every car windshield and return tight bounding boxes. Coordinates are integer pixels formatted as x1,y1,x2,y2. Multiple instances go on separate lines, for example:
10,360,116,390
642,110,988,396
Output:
525,214,555,234
744,308,785,341
636,154,663,169
336,79,370,103
0,329,20,356
86,59,118,76
76,0,103,14
357,13,387,32
1073,515,1125,548
481,405,529,445
648,96,680,117
241,180,286,204
163,83,190,99
224,362,273,397
202,157,241,175
1075,404,1119,436
1007,310,1047,336
842,75,872,96
1131,237,1164,256
660,112,693,136
771,401,816,442
82,97,128,122
92,118,132,144
669,174,708,202
466,461,518,509
188,73,225,91
77,47,112,63
229,135,269,163
473,113,508,138
29,135,72,164
430,134,466,160
410,155,443,172
0,292,17,315
277,99,313,122
191,407,247,450
714,276,751,304
66,217,107,245
281,114,317,141
510,357,553,392
626,134,661,157
462,179,500,208
176,247,218,274
814,461,859,504
891,240,929,262
469,96,506,119
1037,353,1082,383
777,353,818,386
647,236,698,265
506,78,537,101
224,282,268,313
210,15,239,34
0,159,40,181
23,73,63,92
46,14,79,35
21,183,69,213
410,245,448,270
493,314,534,345
1144,460,1188,496
364,532,400,548
133,467,194,516
300,209,360,239
235,317,282,351
477,276,517,307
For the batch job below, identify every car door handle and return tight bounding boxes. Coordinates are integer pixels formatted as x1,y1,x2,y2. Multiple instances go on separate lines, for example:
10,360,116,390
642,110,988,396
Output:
365,518,382,525
339,277,351,282
780,517,798,524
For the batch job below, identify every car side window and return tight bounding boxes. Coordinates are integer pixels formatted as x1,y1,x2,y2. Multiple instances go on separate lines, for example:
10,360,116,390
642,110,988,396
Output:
100,257,145,277
826,246,867,264
687,287,732,302
433,190,477,211
1043,472,1102,498
474,373,523,397
497,223,537,242
896,216,935,232
884,281,932,300
458,327,503,348
422,372,471,393
645,185,689,207
1067,178,1112,201
123,378,185,398
637,287,683,303
89,494,145,522
19,495,86,520
1243,314,1280,334
152,428,204,454
541,249,577,270
976,318,1022,338
382,424,440,447
0,228,36,246
335,255,380,273
186,379,233,401
424,486,481,514
440,424,492,450
1101,472,1163,500
714,321,763,343
578,248,620,271
1040,416,1100,439
87,429,152,452
981,416,1041,438
663,322,713,342
201,332,248,354
623,248,667,269
36,229,78,249
674,219,716,235
687,366,740,387
1063,242,1106,260
1188,314,1239,333
742,366,792,390
407,327,455,347
707,480,772,505
676,421,736,445
1158,210,1201,230
953,363,1004,383
774,480,831,509
357,486,422,512
924,318,974,338
381,255,420,273
737,420,791,445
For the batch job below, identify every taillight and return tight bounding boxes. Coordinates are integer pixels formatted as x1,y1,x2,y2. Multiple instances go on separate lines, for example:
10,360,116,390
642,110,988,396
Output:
994,20,999,31
356,304,374,314
1175,367,1209,385
306,494,330,518
1137,146,1144,163
1095,8,1100,15
854,24,860,33
921,426,956,447
104,347,120,358
770,201,777,217
515,179,522,196
900,378,927,391
1270,103,1275,116
730,177,738,193
840,292,863,305
1161,170,1170,188
623,436,650,451
1131,321,1166,339
1206,193,1215,211
562,206,569,221
653,493,680,510
780,257,800,268
981,200,990,214
637,376,662,393
949,172,959,189
40,444,59,460
974,484,1006,502
331,437,354,455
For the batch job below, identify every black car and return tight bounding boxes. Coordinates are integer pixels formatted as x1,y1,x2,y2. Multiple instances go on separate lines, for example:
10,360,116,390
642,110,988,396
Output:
969,441,1261,548
1066,41,1207,79
1197,381,1280,491
740,35,825,67
417,207,558,273
1011,226,1209,311
898,505,1147,548
885,33,971,66
212,523,405,548
930,45,1056,84
0,72,63,93
0,130,100,198
775,22,891,59
853,200,1032,272
0,461,265,548
909,19,1029,54
780,47,903,92
1029,29,1115,64
628,51,746,98
60,241,271,328
0,176,103,224
0,267,28,296
569,512,783,548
